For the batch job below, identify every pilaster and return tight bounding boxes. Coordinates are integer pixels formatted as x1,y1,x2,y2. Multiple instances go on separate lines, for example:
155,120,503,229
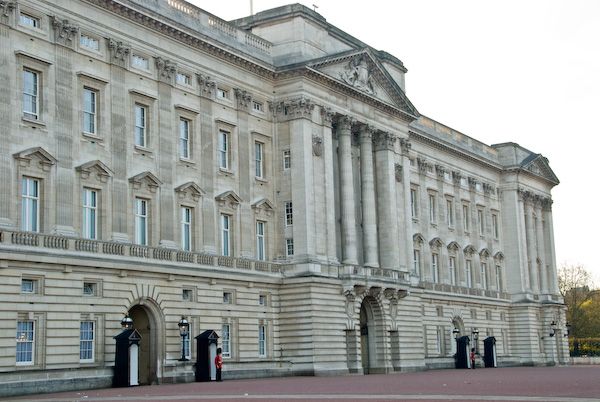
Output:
524,198,539,294
321,107,338,264
336,115,358,265
399,138,413,273
358,124,378,268
234,87,253,258
0,23,13,228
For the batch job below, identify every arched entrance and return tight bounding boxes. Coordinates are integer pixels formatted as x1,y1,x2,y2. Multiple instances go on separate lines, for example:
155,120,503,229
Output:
128,300,164,385
359,296,385,374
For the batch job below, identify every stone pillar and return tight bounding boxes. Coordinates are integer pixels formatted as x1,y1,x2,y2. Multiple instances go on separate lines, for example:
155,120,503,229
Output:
374,131,400,270
543,199,559,294
358,125,378,268
524,200,539,294
197,74,217,254
234,88,253,258
535,200,548,294
0,24,12,228
337,116,358,265
517,190,531,292
321,107,338,264
400,139,413,273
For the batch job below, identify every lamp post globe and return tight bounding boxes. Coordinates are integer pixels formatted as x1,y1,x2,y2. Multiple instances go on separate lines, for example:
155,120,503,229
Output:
121,313,133,330
178,316,190,361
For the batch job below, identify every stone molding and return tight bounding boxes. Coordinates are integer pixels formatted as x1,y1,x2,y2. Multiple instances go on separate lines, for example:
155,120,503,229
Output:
435,164,445,179
13,147,57,172
518,187,552,210
129,171,161,192
234,88,252,109
312,135,323,157
75,160,113,183
155,57,177,84
175,181,205,202
452,170,462,186
416,157,429,175
107,38,130,66
270,97,315,120
51,16,79,46
468,176,478,190
373,131,396,151
197,74,216,98
399,138,411,156
320,107,335,127
0,0,16,18
339,54,376,95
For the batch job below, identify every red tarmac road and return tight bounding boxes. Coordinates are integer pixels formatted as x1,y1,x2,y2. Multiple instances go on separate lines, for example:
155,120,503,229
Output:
4,366,600,402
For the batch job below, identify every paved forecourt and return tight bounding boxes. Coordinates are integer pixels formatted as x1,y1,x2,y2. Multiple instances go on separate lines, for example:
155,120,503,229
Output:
5,366,600,402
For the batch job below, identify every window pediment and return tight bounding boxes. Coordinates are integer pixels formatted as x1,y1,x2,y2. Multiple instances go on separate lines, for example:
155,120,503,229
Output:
215,190,242,209
129,171,161,192
494,251,505,262
175,181,205,202
252,198,275,217
413,233,425,245
13,147,56,171
429,237,443,249
447,241,460,252
480,248,491,259
463,245,477,256
76,160,113,182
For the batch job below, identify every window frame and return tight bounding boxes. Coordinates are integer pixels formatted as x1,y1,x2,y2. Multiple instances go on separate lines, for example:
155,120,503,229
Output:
221,214,231,256
462,203,470,232
79,321,95,363
218,130,229,170
286,238,294,257
282,149,291,170
222,323,231,358
22,68,39,121
410,188,418,219
449,256,457,286
134,197,148,246
21,177,40,232
431,252,439,283
255,141,264,179
134,103,148,148
179,117,191,160
465,259,473,288
428,193,437,224
446,198,454,227
256,220,266,261
79,33,100,52
180,206,192,252
82,188,98,240
19,13,41,29
258,323,267,358
16,320,35,366
481,262,488,290
284,201,293,226
413,249,421,275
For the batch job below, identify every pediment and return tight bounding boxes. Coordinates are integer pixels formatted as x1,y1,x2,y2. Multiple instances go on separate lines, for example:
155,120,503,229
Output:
521,154,559,185
413,233,425,245
429,237,444,248
215,190,242,205
479,248,491,259
175,181,205,202
463,245,477,256
447,241,461,252
129,171,162,190
251,198,275,211
494,251,505,262
13,147,57,166
76,160,113,181
307,49,418,118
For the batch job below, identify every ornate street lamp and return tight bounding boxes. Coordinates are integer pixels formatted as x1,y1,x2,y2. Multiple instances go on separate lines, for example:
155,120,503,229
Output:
452,327,460,339
178,316,190,361
121,313,133,330
472,328,479,354
549,320,557,337
565,322,571,337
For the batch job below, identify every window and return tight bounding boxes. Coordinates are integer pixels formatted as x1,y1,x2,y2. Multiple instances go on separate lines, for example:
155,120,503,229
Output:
218,130,229,170
217,87,229,99
21,177,39,232
284,201,293,226
492,213,499,239
462,204,470,232
436,326,445,355
252,101,264,112
82,87,97,135
413,249,421,274
83,282,97,296
449,256,457,286
259,294,267,306
283,150,291,170
21,278,36,293
256,221,266,261
465,260,473,288
429,193,436,223
182,288,193,301
20,13,40,28
181,207,192,251
176,72,191,86
134,104,147,147
223,291,233,304
82,188,98,240
255,142,264,178
80,34,99,51
131,54,149,70
286,238,294,257
481,262,488,289
179,118,190,159
431,253,439,283
16,321,34,365
410,188,418,218
478,209,485,235
446,199,454,227
183,323,191,360
23,69,39,120
222,324,231,358
496,265,503,291
221,214,230,256
258,324,266,357
134,198,148,246
80,321,94,362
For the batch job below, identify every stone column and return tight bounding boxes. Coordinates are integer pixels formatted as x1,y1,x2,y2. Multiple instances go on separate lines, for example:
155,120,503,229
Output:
524,200,539,293
321,107,338,264
400,139,413,273
0,23,12,228
517,190,531,291
374,131,400,270
358,125,378,267
234,88,253,258
337,116,358,265
535,199,548,294
543,199,559,294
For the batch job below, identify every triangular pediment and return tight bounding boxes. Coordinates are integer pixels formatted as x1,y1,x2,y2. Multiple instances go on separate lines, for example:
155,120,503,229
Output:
13,147,57,165
175,181,205,202
215,190,242,204
521,154,559,185
76,160,113,178
251,198,275,211
129,171,162,188
307,49,419,118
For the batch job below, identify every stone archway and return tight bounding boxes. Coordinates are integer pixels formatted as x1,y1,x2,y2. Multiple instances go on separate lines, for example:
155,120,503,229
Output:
127,298,165,385
359,295,386,374
451,316,466,355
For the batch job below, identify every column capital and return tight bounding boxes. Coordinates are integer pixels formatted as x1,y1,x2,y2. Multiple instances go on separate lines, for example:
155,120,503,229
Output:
234,88,252,109
197,73,216,98
373,131,396,151
270,96,315,120
336,115,355,133
400,138,412,156
358,124,376,142
320,106,335,127
155,57,177,84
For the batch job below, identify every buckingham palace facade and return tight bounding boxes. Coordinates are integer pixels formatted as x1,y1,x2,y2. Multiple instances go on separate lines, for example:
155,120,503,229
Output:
0,0,568,396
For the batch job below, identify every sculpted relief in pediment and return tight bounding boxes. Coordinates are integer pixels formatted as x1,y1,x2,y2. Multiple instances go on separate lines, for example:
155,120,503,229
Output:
339,54,376,95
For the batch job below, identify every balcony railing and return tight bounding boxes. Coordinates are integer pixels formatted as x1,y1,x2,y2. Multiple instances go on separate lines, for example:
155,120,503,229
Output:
422,281,510,300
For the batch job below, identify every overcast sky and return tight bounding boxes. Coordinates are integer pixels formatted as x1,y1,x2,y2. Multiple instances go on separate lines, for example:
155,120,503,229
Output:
189,0,600,283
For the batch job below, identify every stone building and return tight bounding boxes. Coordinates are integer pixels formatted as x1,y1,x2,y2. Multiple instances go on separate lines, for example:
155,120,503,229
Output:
0,0,567,396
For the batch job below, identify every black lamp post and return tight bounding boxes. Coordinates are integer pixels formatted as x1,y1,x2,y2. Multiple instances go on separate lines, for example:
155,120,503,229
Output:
549,320,557,337
472,328,479,354
565,322,571,337
121,313,133,330
178,316,190,361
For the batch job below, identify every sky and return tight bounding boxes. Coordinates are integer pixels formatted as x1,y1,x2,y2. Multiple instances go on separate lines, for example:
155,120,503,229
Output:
189,0,600,283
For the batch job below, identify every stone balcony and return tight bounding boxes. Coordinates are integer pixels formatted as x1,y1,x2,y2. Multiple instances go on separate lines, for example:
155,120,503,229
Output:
422,280,511,300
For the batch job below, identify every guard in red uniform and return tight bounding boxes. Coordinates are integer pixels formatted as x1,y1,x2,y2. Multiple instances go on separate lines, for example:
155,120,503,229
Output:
470,348,476,369
215,347,223,381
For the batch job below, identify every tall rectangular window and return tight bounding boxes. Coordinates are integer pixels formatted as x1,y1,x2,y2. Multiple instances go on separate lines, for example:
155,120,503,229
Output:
221,214,230,256
255,142,264,178
183,323,191,360
82,188,98,240
429,194,436,223
481,262,488,289
256,221,266,261
134,198,148,246
258,324,266,357
478,209,485,235
436,326,444,355
222,324,231,358
496,265,503,291
21,177,39,232
286,238,294,257
431,253,439,283
283,150,291,170
465,260,473,288
284,201,293,226
410,188,418,218
80,321,94,362
83,88,97,135
181,207,192,251
218,130,229,170
463,204,470,232
16,321,34,365
179,118,190,159
446,199,454,227
413,249,421,274
449,256,457,286
492,213,499,238
134,104,147,147
23,69,39,120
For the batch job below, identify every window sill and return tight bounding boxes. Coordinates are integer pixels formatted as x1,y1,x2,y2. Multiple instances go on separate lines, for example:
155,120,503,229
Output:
134,145,154,157
82,132,104,144
179,158,196,166
21,117,47,129
219,168,234,177
255,177,268,184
